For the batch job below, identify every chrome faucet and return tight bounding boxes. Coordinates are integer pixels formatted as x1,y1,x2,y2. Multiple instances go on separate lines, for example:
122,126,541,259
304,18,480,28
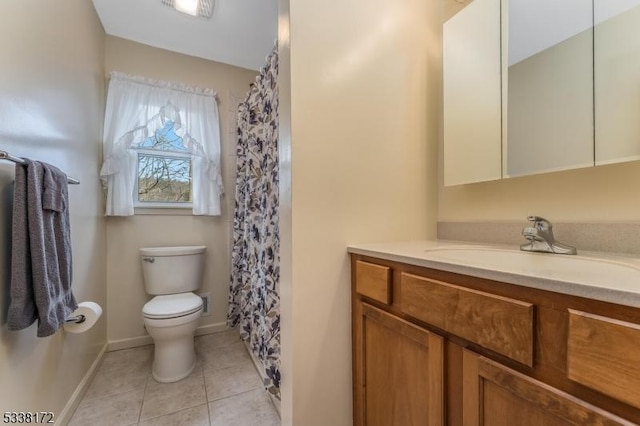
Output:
520,216,577,255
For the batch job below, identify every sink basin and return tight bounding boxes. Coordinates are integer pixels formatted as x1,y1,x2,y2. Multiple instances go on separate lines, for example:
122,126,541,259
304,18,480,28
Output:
423,247,640,290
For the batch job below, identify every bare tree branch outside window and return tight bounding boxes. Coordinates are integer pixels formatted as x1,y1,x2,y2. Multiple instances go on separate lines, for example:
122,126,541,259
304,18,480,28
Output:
137,120,192,203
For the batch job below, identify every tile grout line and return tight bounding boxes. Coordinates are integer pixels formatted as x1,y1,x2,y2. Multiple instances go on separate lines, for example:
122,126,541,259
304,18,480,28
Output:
201,366,213,425
213,386,267,403
137,374,151,424
137,403,211,424
132,332,248,424
208,384,264,404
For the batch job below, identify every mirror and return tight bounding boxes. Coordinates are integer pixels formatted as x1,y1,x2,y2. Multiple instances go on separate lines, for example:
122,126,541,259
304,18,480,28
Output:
505,0,594,178
594,0,640,165
444,0,640,185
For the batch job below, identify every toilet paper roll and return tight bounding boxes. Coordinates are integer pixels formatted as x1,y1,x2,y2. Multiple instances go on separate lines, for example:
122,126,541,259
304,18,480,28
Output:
63,301,103,334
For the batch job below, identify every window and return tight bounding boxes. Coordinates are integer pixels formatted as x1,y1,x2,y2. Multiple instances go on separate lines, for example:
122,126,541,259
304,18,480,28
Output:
100,72,222,217
134,120,192,207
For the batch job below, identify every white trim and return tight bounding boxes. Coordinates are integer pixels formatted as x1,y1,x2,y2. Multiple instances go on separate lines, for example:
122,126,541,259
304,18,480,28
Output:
136,148,191,158
133,207,195,216
56,343,108,426
135,150,194,209
133,202,194,209
107,321,228,351
108,335,154,352
195,321,228,336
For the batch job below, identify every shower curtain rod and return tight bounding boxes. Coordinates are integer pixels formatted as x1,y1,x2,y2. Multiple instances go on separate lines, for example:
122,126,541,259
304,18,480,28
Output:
0,149,80,184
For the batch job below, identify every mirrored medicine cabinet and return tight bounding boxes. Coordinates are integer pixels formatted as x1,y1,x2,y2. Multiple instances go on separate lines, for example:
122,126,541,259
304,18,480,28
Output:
443,0,640,186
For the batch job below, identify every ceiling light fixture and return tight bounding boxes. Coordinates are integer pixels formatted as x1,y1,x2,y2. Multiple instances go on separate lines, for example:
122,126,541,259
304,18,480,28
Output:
175,0,198,16
161,0,215,19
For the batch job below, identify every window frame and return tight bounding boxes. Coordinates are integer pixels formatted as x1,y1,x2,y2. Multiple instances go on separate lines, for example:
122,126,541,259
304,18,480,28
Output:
133,147,194,209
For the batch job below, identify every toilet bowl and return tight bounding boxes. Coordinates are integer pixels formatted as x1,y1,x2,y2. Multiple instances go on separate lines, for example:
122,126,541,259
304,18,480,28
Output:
140,246,206,383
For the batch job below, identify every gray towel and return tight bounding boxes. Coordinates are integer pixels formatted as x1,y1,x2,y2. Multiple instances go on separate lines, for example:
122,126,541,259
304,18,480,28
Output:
7,159,77,337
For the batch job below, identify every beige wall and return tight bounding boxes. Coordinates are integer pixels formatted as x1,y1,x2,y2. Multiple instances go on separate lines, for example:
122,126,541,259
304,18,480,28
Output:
0,0,107,416
279,0,441,424
104,37,258,345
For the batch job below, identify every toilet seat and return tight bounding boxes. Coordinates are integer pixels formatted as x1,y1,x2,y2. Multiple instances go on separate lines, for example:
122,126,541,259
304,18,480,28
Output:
143,292,203,319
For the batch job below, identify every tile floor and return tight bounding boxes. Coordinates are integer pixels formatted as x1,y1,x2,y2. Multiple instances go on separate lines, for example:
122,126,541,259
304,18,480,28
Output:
69,330,280,426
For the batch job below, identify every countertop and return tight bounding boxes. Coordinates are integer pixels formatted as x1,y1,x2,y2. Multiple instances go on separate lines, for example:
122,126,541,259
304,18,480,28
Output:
348,240,640,308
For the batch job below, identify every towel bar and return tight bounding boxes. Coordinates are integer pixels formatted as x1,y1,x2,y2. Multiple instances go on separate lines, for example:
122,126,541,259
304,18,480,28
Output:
0,150,80,184
65,315,86,324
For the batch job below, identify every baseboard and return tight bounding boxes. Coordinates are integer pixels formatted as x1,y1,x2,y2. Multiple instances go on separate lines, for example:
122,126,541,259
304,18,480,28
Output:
56,342,108,426
108,321,228,351
195,321,228,336
107,335,154,351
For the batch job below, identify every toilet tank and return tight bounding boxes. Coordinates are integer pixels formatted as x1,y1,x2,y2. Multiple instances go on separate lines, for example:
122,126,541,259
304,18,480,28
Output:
140,246,206,295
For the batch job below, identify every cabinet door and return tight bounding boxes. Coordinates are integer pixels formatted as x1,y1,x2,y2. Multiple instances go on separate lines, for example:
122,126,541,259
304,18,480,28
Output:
354,302,444,426
443,0,502,186
462,350,631,426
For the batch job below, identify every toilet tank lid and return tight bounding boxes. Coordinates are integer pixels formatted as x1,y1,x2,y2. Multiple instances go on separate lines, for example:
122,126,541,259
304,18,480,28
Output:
139,246,206,256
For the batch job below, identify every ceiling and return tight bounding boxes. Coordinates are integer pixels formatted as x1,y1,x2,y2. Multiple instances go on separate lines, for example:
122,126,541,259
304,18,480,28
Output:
92,0,278,71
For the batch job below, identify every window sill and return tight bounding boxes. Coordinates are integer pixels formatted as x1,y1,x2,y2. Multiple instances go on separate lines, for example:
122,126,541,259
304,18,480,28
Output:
134,207,194,216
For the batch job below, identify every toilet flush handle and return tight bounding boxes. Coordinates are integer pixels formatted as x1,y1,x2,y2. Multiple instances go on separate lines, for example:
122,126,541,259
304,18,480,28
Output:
142,257,155,263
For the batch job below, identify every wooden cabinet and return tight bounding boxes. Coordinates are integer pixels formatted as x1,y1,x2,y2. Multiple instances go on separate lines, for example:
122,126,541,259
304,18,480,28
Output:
567,310,640,410
351,254,640,425
355,260,392,305
401,273,534,366
462,350,630,426
353,302,444,426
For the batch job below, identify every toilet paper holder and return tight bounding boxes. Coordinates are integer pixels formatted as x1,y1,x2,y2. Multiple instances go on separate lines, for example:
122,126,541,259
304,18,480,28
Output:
65,314,87,324
63,301,102,334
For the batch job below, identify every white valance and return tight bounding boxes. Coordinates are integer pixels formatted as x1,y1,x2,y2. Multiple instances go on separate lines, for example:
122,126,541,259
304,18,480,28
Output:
100,72,223,216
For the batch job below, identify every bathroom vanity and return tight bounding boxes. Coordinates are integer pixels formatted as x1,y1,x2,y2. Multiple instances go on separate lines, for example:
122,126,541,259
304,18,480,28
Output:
349,242,640,425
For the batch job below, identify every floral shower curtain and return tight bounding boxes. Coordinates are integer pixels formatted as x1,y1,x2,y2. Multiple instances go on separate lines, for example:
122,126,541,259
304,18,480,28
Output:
227,46,280,398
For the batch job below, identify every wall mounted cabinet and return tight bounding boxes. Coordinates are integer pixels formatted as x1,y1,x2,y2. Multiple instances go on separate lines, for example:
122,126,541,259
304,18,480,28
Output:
443,0,502,186
594,2,640,166
443,0,640,185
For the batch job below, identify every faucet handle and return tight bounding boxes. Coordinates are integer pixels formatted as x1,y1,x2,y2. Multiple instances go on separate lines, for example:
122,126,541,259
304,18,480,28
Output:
527,215,548,223
522,216,576,255
527,215,552,229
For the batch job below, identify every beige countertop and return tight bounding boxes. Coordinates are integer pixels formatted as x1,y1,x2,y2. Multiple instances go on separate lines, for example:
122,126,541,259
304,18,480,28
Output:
348,240,640,308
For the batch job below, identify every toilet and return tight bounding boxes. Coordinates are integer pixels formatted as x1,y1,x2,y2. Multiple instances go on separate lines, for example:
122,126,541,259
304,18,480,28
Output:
140,245,206,383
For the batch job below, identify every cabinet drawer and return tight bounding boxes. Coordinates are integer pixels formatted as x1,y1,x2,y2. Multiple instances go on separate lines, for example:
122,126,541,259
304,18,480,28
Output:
568,310,640,409
401,273,534,366
355,261,391,304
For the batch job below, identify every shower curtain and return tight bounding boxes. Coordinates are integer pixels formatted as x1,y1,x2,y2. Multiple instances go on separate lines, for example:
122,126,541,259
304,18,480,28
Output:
227,46,280,399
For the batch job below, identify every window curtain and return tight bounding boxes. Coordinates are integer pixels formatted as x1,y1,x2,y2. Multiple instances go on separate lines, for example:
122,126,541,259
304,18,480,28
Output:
227,46,280,399
100,71,223,216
